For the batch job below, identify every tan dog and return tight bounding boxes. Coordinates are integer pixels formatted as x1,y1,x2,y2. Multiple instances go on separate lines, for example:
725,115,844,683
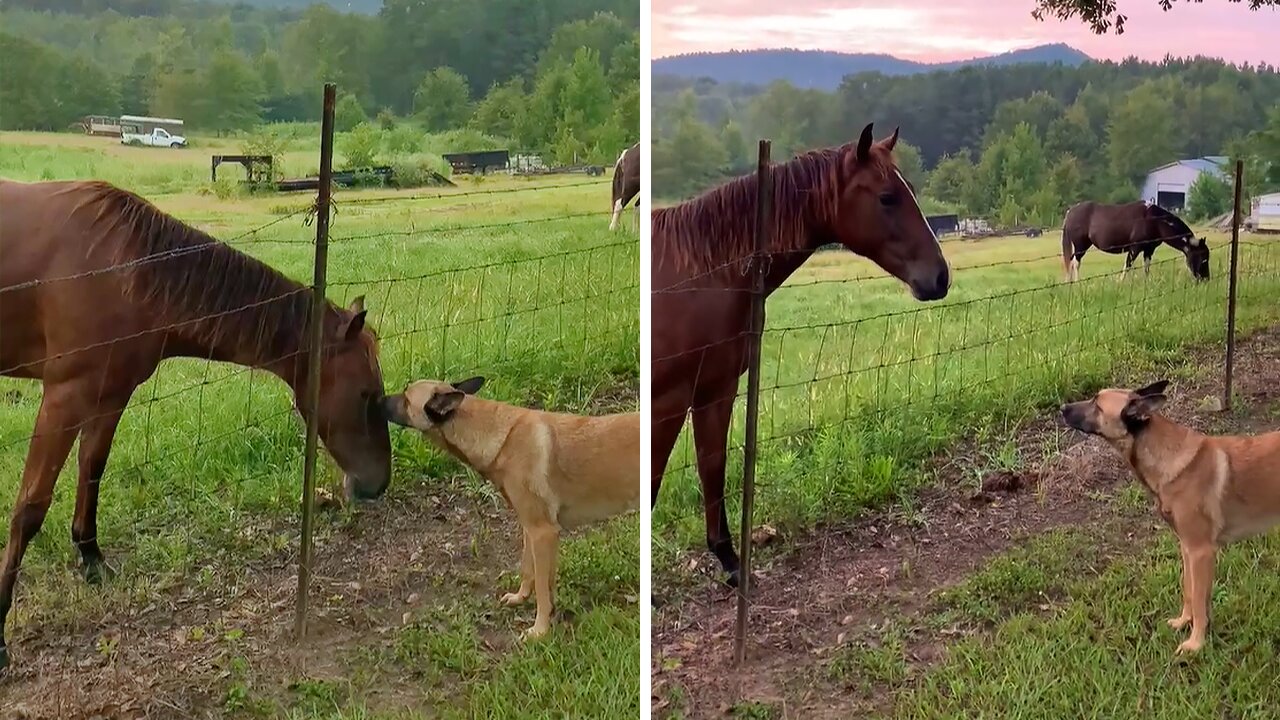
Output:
380,377,639,638
1061,380,1280,654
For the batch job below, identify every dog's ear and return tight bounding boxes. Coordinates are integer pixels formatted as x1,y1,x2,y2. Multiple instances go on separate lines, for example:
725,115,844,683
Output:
1135,380,1169,397
424,390,466,423
1122,392,1167,424
452,376,485,395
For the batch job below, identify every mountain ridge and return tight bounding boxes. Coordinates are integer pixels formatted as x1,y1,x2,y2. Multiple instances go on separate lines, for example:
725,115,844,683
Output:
652,44,1092,89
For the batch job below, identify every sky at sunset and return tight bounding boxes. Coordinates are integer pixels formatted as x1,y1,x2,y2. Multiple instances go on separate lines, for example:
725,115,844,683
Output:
653,0,1280,65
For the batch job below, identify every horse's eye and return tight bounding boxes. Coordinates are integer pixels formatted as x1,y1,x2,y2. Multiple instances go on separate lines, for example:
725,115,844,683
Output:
879,192,899,207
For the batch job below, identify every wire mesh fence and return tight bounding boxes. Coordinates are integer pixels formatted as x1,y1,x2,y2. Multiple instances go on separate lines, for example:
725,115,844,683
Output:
650,149,1280,660
0,87,637,702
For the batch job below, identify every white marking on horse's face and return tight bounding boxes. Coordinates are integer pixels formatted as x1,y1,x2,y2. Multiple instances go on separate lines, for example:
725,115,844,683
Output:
895,169,940,249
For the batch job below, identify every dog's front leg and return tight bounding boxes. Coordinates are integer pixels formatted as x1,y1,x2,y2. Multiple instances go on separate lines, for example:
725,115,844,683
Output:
524,524,560,639
502,529,534,606
1178,544,1216,654
1168,542,1192,630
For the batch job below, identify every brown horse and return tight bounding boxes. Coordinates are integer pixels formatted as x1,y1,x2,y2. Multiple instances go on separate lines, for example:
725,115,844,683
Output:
610,142,640,231
651,125,951,586
1062,201,1209,282
0,179,392,669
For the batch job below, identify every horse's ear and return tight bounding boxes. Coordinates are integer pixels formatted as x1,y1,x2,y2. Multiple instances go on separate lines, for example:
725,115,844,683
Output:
856,123,874,164
338,301,367,342
880,126,900,152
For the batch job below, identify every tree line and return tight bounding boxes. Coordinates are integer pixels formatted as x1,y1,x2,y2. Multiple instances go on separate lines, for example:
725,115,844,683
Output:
0,0,638,163
653,57,1280,225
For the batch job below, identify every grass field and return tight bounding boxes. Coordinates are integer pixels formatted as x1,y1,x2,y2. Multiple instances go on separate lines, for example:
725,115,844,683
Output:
0,131,639,717
652,221,1280,718
653,230,1280,557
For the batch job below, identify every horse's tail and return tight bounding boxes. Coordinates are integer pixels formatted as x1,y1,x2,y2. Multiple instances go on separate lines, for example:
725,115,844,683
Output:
609,148,628,230
1061,205,1079,281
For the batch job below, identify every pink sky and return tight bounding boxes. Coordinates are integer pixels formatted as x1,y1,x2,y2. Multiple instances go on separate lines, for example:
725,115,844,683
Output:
653,0,1280,65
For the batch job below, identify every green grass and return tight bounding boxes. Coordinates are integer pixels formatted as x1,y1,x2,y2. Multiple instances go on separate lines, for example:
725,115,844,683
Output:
653,233,1280,565
890,530,1280,719
0,132,638,716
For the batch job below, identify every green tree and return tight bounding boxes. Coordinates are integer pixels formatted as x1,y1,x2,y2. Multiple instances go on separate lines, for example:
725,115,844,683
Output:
1186,171,1234,221
335,94,368,132
984,92,1064,144
894,141,927,191
340,122,381,167
414,67,472,132
653,114,728,199
1044,104,1098,164
554,48,612,161
1107,81,1178,185
538,13,632,76
925,153,976,209
471,78,526,140
1032,0,1278,34
201,49,263,134
721,119,749,171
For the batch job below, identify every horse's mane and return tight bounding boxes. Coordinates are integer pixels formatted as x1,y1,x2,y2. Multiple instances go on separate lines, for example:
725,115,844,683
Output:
70,181,333,364
653,144,891,276
1148,203,1194,238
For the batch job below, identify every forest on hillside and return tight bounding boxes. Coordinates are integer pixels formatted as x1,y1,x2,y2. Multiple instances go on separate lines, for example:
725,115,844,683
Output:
0,0,638,164
653,57,1280,226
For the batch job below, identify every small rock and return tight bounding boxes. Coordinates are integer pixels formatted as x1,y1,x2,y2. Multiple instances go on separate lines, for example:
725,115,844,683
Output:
402,611,413,625
1199,395,1226,412
751,524,779,546
840,614,855,625
406,593,420,604
836,632,848,645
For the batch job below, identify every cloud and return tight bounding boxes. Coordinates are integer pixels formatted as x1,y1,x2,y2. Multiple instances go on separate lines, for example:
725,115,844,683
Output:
652,0,1280,64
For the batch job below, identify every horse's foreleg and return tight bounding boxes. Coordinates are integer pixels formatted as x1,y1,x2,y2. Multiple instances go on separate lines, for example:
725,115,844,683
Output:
0,386,83,670
691,393,740,587
609,198,623,231
651,408,687,507
1120,249,1138,282
71,396,130,585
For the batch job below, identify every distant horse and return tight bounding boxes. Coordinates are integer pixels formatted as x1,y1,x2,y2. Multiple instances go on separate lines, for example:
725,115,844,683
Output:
1062,201,1209,282
651,125,951,586
610,142,640,231
0,180,393,669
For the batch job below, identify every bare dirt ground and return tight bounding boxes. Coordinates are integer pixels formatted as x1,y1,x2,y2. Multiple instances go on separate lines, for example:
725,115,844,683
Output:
0,381,638,720
652,326,1280,719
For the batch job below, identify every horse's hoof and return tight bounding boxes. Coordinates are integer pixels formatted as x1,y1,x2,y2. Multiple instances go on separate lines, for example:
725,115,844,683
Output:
82,559,117,585
724,569,741,588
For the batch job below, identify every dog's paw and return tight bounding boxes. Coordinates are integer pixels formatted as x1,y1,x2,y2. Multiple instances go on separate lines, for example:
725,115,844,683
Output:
1176,637,1204,655
1167,614,1192,631
500,591,529,607
521,623,551,640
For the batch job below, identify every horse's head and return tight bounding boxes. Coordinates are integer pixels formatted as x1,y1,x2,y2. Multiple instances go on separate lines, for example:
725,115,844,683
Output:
1183,235,1211,281
309,296,392,500
829,123,950,301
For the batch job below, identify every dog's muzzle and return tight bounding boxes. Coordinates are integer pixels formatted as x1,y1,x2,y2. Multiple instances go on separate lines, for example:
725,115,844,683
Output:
380,394,411,427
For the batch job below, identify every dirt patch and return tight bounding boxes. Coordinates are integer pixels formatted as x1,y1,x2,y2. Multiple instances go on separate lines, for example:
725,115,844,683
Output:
0,477,508,719
652,326,1280,719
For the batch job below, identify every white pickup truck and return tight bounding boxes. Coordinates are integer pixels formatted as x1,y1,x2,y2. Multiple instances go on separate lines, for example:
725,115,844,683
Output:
122,127,187,148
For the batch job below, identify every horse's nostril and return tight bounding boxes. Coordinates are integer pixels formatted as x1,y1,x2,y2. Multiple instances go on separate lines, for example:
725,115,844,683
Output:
937,267,950,289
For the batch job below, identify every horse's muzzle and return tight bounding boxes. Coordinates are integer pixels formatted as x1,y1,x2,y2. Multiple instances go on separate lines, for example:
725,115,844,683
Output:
909,265,951,302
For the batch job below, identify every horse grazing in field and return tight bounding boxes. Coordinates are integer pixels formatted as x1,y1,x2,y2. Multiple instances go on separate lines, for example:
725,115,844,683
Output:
610,142,640,231
0,179,392,669
651,124,951,587
1062,201,1209,282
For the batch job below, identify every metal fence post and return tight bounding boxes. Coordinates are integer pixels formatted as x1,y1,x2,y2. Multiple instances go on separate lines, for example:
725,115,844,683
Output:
296,82,337,638
1223,159,1244,411
734,139,772,666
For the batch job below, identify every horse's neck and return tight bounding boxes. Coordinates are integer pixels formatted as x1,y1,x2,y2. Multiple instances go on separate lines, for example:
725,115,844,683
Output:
163,296,318,393
763,245,816,295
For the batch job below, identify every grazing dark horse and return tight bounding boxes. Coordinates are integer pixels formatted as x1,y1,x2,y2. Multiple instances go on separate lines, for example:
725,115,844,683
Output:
610,142,640,231
1062,201,1209,282
651,124,951,586
0,179,392,669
